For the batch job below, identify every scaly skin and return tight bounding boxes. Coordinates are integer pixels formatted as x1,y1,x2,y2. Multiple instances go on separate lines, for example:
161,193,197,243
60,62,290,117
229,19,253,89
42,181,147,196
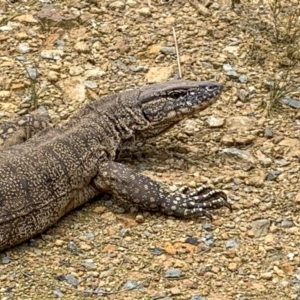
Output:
0,80,230,251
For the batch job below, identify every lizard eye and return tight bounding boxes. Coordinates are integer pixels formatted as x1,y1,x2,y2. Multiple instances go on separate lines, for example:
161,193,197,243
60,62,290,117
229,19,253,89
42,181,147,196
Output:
206,85,215,91
168,91,182,98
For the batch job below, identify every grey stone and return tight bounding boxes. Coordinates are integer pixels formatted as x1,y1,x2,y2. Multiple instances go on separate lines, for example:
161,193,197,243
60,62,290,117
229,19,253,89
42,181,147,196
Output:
54,39,65,47
264,128,273,138
237,89,249,102
226,70,239,78
84,81,98,89
1,256,10,264
225,240,239,248
275,159,290,166
18,43,30,53
16,56,26,61
82,259,97,270
94,287,106,295
53,289,64,298
281,220,294,228
251,219,270,237
220,147,255,164
128,55,137,62
65,274,78,287
160,46,176,55
84,68,106,79
123,280,144,290
190,296,206,300
67,241,80,254
109,1,126,10
41,50,64,60
202,222,212,230
85,232,95,239
244,186,253,193
138,7,152,16
223,64,233,71
118,228,130,236
149,247,164,255
281,96,300,109
185,237,199,245
69,66,84,76
203,233,214,246
26,67,38,80
129,65,147,72
266,169,281,181
115,60,129,72
206,116,225,128
165,268,182,278
239,75,248,83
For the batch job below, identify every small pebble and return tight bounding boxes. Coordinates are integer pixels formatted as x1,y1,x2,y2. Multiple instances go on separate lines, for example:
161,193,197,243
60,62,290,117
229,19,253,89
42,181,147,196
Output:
149,247,164,255
67,241,80,254
165,269,182,278
266,169,281,181
238,74,248,83
1,256,10,264
281,220,294,228
18,43,30,53
53,289,64,298
84,81,98,89
65,274,78,287
260,272,273,280
225,240,239,248
28,239,38,247
82,259,97,270
202,222,212,231
123,280,144,290
190,296,206,300
185,237,199,245
160,46,176,55
264,128,273,138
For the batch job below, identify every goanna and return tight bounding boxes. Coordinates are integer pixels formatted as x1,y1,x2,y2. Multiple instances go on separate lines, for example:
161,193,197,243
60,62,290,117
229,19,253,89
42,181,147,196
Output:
0,80,231,251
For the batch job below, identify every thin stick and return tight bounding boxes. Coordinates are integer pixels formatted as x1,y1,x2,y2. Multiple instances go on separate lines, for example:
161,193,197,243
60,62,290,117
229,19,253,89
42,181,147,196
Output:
172,26,182,78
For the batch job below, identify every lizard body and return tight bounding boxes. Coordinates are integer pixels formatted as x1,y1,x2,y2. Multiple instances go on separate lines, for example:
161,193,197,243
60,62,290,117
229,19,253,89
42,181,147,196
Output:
0,80,230,251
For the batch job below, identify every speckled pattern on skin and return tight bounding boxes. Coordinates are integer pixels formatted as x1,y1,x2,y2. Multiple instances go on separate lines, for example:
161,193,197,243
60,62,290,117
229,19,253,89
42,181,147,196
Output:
0,79,230,251
0,114,50,149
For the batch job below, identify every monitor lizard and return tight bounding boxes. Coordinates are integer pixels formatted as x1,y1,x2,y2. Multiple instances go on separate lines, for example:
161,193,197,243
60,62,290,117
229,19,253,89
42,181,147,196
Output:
0,79,231,251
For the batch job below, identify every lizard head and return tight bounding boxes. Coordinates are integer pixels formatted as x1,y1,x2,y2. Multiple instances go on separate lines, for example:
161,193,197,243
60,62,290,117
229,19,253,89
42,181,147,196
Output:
139,80,222,127
108,80,223,151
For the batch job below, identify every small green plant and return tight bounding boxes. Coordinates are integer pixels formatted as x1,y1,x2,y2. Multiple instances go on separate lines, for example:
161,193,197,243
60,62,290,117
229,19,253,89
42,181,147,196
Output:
232,0,300,115
17,61,40,110
262,72,300,115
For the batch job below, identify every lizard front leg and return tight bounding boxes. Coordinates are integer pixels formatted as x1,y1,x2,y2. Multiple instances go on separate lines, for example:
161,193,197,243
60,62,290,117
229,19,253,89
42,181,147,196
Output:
0,114,50,149
93,161,231,219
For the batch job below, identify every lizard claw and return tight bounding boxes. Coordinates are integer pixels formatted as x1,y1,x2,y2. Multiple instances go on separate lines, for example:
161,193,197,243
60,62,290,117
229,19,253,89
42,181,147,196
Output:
223,200,232,212
162,185,231,219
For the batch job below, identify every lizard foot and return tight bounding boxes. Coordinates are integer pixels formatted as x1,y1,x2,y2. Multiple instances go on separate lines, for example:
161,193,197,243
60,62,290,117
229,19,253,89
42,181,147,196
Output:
0,113,50,150
95,162,230,221
163,185,231,220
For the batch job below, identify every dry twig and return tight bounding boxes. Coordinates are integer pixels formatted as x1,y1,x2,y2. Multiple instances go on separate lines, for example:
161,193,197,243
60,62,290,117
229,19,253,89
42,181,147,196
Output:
172,26,182,78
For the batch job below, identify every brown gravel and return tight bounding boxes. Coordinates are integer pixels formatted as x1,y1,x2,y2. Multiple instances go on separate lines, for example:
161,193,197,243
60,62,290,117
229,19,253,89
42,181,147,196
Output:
1,0,300,299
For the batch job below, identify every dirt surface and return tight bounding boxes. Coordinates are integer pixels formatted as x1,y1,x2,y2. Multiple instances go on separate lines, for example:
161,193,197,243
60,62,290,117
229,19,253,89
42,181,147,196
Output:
1,0,300,299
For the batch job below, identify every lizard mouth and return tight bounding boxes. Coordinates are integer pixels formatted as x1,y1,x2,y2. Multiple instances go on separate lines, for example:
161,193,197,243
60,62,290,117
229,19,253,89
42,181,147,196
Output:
140,81,223,123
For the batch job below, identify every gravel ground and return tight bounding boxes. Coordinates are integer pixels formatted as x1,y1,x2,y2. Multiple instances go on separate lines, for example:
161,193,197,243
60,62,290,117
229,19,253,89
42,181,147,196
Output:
1,0,300,299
